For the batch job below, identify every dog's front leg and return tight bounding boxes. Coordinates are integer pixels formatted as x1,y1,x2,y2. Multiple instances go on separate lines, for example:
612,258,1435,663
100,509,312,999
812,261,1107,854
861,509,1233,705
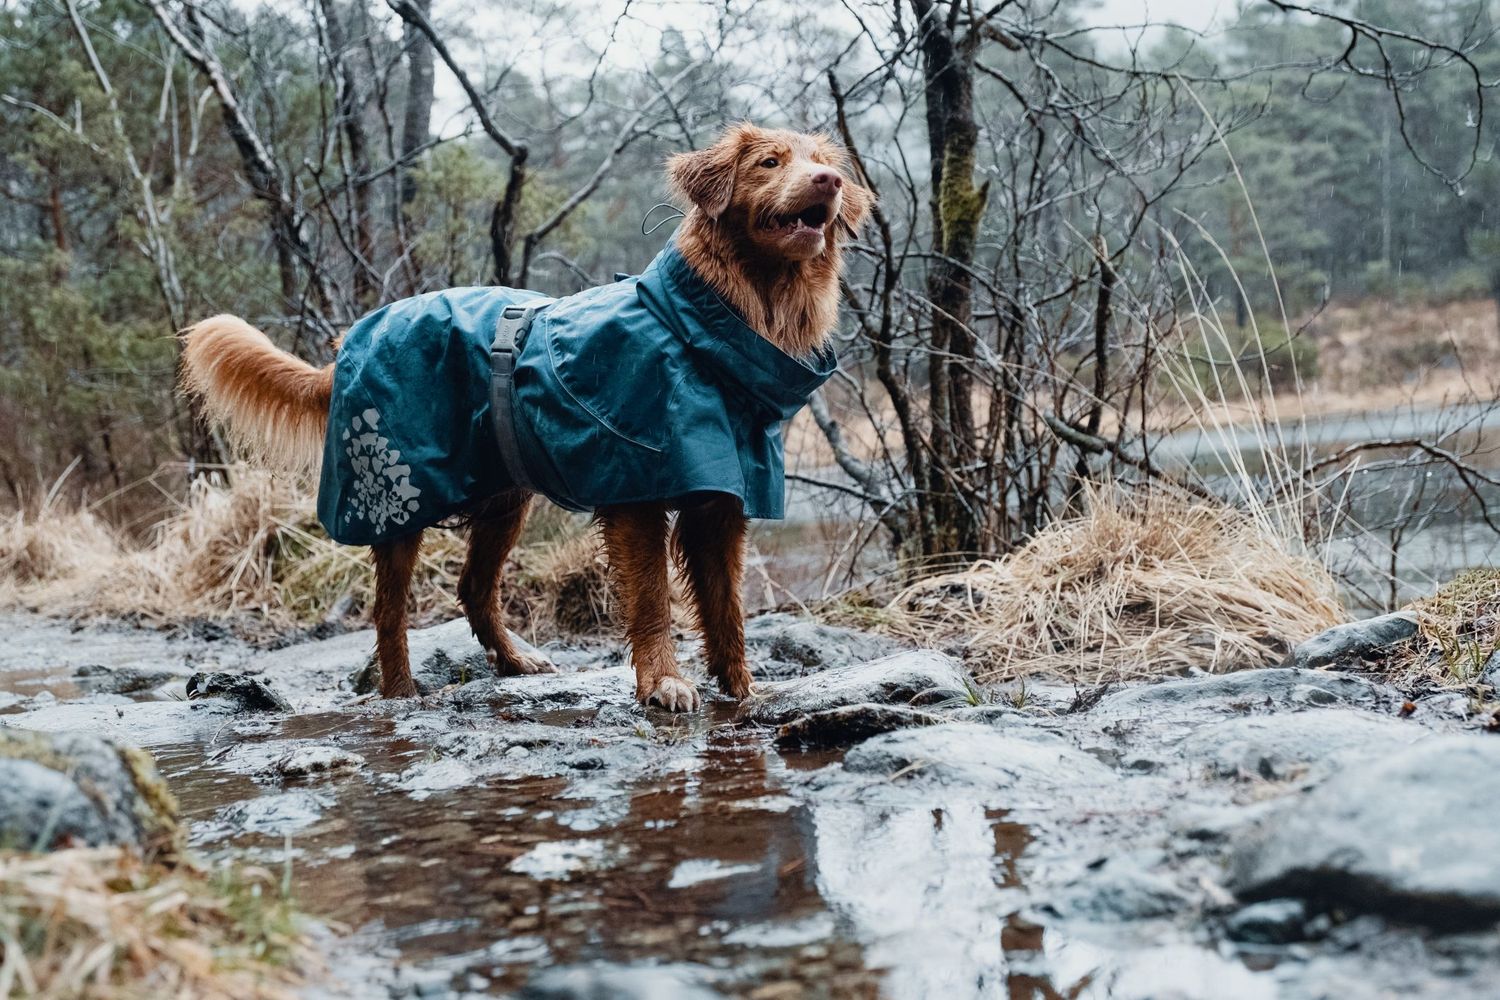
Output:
674,493,752,699
599,502,701,712
371,530,424,698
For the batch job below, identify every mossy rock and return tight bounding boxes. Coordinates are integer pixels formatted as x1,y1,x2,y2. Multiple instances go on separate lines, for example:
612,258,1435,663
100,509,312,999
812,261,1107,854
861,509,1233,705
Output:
0,728,183,860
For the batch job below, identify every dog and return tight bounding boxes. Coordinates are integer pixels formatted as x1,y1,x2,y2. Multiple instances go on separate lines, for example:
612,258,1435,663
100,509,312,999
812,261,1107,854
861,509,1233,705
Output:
180,123,872,711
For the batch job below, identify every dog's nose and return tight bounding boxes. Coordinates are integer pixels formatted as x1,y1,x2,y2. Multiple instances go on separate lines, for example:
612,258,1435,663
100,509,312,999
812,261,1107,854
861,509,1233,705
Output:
811,171,843,191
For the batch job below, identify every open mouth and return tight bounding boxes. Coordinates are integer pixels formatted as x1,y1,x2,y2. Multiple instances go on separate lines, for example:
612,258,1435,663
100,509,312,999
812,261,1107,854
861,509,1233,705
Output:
766,202,831,235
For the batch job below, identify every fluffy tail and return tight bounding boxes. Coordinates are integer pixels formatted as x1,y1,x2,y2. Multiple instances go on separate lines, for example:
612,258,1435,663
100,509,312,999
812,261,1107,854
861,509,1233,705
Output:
180,315,334,473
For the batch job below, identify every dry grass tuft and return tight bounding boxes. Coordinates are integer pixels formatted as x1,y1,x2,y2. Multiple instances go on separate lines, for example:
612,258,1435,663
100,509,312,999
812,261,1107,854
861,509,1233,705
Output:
0,846,306,999
877,489,1344,683
0,506,118,592
1389,568,1500,690
509,520,612,634
0,466,611,640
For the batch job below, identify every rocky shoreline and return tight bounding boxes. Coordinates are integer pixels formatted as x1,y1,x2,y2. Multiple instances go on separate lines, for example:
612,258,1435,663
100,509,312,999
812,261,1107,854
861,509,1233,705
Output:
2,609,1498,998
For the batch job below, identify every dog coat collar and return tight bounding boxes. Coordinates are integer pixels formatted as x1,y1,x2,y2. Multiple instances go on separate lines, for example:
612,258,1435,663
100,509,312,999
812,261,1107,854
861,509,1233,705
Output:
316,240,836,546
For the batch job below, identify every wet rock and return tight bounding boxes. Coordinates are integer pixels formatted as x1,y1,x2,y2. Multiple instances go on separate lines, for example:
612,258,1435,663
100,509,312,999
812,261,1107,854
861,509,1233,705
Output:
347,618,552,695
1095,668,1399,717
1176,709,1425,781
271,744,365,779
1481,650,1500,691
461,665,636,711
744,614,903,679
186,671,291,712
738,651,971,726
208,788,329,839
1283,612,1419,670
517,961,720,999
0,728,181,855
1171,801,1279,847
0,760,115,850
775,703,946,749
1230,736,1500,923
1225,898,1311,944
592,702,653,734
1047,858,1193,922
841,722,1113,791
74,663,187,696
1410,692,1471,722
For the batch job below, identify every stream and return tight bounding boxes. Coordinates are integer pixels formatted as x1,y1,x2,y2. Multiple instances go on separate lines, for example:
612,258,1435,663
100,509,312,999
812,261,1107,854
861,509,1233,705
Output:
4,610,1499,998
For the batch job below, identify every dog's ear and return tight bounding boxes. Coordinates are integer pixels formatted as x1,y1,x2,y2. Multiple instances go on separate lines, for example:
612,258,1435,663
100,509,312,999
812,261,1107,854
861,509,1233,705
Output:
837,178,875,235
667,137,740,220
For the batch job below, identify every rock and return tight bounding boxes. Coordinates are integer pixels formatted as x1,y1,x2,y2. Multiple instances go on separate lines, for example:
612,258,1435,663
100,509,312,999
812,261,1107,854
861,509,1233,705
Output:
1230,736,1500,924
208,789,329,839
348,617,551,695
1095,668,1399,717
185,671,292,712
743,615,903,679
592,702,651,732
517,961,719,999
1046,859,1193,922
74,663,187,696
775,703,946,749
1175,709,1425,781
1224,898,1311,944
738,650,971,726
0,728,181,856
841,722,1114,791
1410,692,1471,722
271,744,365,779
0,760,116,850
1481,650,1500,691
1283,612,1419,670
460,665,636,711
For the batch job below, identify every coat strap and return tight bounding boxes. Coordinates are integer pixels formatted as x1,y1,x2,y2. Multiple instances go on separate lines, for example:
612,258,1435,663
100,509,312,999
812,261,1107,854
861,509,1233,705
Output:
489,299,554,496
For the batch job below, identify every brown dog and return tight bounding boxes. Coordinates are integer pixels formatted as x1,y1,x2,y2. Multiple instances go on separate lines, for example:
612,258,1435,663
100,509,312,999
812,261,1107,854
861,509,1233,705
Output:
181,124,871,710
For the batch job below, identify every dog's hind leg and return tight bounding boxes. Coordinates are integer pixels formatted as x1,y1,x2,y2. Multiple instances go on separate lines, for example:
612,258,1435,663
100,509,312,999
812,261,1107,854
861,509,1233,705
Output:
674,493,752,700
600,502,701,712
459,490,554,676
372,530,424,698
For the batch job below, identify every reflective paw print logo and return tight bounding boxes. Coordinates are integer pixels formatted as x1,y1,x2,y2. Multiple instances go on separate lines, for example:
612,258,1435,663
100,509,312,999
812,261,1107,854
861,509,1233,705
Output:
342,408,421,531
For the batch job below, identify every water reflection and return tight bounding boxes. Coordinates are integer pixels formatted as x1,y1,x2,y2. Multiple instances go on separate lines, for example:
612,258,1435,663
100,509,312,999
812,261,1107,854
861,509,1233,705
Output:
154,706,1277,998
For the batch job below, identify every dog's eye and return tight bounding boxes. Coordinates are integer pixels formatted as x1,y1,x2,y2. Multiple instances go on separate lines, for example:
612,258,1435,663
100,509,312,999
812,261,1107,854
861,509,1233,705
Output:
760,157,779,169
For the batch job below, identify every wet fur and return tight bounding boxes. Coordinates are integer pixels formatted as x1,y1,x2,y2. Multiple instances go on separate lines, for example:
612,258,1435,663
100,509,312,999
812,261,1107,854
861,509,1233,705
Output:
178,124,870,709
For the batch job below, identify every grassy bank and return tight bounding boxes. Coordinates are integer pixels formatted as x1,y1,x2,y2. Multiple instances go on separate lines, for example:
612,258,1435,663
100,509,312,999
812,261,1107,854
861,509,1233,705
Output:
0,466,609,643
832,489,1345,683
0,847,306,999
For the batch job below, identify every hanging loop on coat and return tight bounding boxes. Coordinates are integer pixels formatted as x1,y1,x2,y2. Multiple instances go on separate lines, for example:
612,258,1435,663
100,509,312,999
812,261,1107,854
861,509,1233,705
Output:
641,203,685,236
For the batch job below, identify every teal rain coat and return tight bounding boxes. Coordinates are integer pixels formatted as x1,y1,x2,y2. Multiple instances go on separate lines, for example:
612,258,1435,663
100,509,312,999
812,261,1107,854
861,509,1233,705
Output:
316,242,837,546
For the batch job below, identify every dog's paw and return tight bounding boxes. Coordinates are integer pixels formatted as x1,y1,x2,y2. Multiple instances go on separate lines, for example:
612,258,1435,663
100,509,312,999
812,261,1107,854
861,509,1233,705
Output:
715,666,754,701
381,677,420,699
487,648,558,677
643,675,701,713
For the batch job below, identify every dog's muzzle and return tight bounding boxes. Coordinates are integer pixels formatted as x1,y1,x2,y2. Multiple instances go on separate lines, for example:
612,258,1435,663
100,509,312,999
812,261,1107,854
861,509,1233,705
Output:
489,299,554,495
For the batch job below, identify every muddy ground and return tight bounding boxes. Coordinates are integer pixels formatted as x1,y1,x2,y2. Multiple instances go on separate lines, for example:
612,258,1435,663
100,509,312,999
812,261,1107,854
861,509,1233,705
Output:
3,609,1499,999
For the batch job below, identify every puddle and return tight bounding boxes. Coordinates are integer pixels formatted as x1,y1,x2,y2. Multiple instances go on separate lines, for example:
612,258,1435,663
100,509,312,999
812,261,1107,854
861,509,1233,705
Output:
145,701,1286,998
157,713,888,995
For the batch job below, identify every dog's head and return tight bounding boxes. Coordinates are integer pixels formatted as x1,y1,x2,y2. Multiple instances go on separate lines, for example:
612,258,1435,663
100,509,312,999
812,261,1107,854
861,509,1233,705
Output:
668,124,873,263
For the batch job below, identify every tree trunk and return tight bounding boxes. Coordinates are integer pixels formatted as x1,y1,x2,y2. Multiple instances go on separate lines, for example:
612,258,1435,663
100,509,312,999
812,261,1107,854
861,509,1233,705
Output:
911,0,988,557
399,0,434,207
320,0,375,307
